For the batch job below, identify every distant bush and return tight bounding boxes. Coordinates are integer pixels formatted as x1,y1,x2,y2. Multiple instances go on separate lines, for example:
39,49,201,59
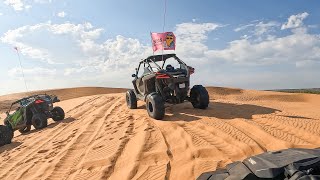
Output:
271,88,320,94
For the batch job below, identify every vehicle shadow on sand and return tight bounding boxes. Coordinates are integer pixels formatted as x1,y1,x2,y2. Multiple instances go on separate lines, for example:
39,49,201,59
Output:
19,117,76,135
0,141,23,153
0,117,76,153
164,102,281,122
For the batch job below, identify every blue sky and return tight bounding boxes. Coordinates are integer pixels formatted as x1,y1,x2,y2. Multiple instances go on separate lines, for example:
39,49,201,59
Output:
0,0,320,95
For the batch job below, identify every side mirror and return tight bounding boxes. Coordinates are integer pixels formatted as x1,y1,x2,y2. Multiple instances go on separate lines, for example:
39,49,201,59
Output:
132,74,136,78
188,66,195,75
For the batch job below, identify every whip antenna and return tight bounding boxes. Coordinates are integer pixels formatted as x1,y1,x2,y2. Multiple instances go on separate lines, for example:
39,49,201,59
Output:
161,0,167,60
162,0,167,32
14,47,29,93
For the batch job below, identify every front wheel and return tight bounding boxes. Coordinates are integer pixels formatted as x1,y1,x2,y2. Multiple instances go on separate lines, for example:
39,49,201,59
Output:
146,93,165,120
126,90,137,109
51,106,65,121
32,113,48,129
0,125,14,146
190,85,209,109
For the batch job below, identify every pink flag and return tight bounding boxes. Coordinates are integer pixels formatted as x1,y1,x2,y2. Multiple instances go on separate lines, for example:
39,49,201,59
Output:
151,32,176,52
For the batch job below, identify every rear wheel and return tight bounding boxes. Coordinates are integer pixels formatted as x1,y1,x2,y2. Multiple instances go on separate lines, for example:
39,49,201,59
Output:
51,106,65,121
32,113,48,129
0,125,14,146
146,93,165,120
126,90,137,109
190,85,209,109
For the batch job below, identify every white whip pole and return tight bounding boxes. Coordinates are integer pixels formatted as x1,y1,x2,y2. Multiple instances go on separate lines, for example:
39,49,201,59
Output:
15,47,29,93
161,0,167,61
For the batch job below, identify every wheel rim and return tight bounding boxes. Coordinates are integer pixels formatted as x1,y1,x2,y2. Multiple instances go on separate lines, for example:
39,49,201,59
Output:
148,102,153,113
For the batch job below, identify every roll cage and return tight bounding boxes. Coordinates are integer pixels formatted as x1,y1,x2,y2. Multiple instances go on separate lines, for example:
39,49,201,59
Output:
134,54,189,77
6,94,60,114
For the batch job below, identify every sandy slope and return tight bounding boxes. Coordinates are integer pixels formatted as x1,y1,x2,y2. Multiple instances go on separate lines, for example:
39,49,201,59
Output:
0,87,127,113
0,87,320,180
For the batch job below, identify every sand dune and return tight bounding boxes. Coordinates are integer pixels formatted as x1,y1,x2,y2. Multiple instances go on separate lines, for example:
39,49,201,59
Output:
0,87,127,113
0,87,320,180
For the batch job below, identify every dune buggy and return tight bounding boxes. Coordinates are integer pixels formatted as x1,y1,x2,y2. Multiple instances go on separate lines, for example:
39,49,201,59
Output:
126,53,209,119
0,94,65,146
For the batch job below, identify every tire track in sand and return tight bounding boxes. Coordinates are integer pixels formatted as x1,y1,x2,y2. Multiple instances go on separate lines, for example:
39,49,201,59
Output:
198,119,267,153
129,117,171,180
228,119,292,151
70,102,132,180
6,96,116,180
258,113,320,136
142,117,173,180
151,121,207,180
101,114,135,179
8,96,115,180
253,118,320,147
43,96,122,180
0,96,109,180
181,123,247,160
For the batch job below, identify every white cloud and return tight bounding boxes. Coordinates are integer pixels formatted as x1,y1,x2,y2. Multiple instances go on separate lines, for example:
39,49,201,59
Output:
0,13,3,16
206,30,320,65
8,67,57,77
254,21,280,36
25,4,32,10
234,23,255,32
4,0,25,11
175,22,222,59
2,20,221,71
33,0,52,3
61,22,222,77
65,35,151,76
234,21,280,37
57,11,67,18
61,22,221,77
228,14,316,68
1,22,104,64
4,0,53,11
175,22,221,42
281,12,309,30
1,21,151,79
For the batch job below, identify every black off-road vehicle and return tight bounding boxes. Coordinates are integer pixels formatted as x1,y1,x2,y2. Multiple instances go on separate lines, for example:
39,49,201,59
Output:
0,94,65,146
197,148,320,180
126,54,209,119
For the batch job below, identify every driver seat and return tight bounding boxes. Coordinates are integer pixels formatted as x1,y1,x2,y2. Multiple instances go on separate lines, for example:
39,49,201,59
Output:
166,64,175,72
